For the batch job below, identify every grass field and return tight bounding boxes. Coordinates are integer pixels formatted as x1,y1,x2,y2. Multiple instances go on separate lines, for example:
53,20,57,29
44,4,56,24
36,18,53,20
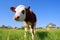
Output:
0,28,60,40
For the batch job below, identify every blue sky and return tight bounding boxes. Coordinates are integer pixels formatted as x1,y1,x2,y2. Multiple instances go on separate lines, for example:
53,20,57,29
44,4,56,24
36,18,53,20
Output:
0,0,60,28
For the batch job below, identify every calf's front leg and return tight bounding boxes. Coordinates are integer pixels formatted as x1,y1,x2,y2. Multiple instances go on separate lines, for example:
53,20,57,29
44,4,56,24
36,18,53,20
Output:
24,22,28,38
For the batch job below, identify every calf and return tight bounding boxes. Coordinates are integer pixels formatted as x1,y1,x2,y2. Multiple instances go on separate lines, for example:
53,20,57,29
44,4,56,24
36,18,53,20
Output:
10,5,36,40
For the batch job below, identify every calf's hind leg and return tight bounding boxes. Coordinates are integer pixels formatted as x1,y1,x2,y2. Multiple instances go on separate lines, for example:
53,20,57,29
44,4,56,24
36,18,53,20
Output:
30,24,35,40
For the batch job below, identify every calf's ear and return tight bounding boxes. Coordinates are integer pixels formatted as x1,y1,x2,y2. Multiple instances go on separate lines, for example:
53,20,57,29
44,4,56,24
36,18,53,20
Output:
10,7,16,12
27,6,30,9
26,6,30,10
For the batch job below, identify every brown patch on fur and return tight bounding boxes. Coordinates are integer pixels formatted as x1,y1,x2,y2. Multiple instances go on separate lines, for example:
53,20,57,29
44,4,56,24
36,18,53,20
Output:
25,7,36,28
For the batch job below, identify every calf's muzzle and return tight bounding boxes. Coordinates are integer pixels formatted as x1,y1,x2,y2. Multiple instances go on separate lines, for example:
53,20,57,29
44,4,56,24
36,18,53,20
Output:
14,16,20,20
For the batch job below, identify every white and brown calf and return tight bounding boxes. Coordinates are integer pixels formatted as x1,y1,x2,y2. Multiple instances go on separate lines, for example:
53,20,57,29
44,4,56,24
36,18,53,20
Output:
10,5,36,40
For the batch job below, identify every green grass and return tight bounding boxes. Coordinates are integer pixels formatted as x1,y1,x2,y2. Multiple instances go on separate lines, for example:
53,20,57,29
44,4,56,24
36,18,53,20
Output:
0,28,60,40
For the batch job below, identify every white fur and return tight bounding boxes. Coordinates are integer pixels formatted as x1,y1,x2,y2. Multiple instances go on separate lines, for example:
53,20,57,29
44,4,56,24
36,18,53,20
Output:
15,5,26,21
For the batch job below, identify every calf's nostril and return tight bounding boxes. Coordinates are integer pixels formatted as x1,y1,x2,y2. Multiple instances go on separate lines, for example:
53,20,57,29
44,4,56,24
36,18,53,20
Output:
14,16,19,20
17,16,19,19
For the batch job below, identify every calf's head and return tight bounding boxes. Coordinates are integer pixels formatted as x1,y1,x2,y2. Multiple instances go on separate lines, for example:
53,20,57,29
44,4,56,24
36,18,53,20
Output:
10,5,30,22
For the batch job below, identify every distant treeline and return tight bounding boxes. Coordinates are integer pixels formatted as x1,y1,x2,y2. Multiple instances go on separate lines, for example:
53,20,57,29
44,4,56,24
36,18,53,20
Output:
0,23,60,29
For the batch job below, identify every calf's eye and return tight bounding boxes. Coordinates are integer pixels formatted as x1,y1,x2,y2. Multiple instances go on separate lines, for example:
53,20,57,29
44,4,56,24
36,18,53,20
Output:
21,10,25,14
